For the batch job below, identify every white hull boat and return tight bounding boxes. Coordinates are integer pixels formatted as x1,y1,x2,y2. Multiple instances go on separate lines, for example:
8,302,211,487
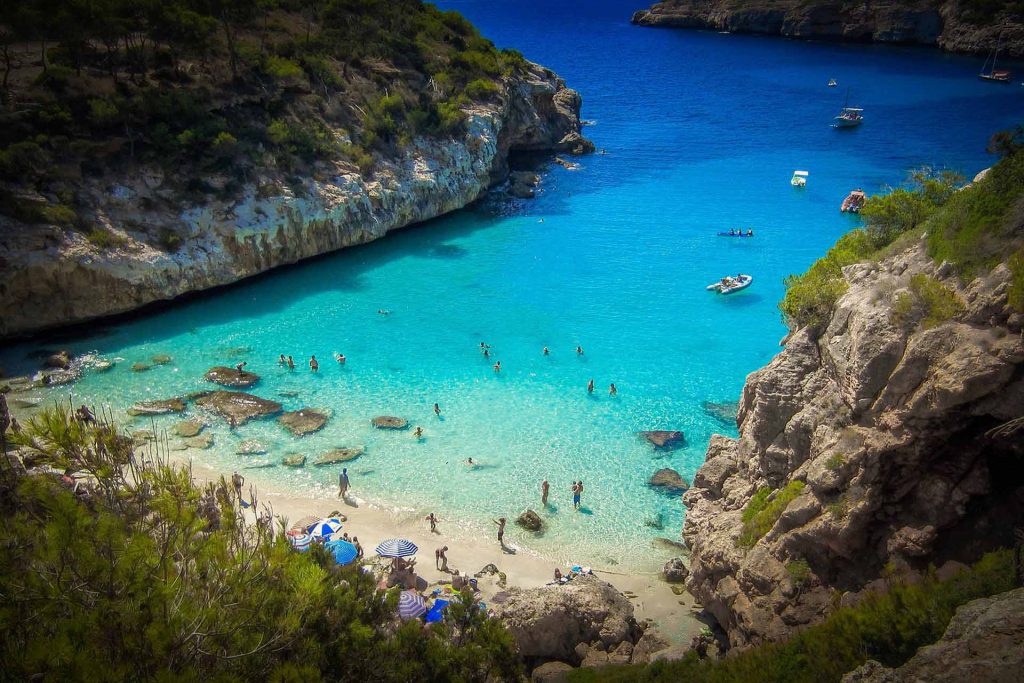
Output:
707,274,753,294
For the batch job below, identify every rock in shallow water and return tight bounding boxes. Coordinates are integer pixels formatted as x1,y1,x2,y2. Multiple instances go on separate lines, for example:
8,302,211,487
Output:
204,366,260,388
372,416,408,430
174,419,204,437
648,468,689,492
314,447,365,465
516,509,544,532
278,408,329,435
282,454,306,467
184,433,213,449
194,391,281,426
127,398,186,416
662,557,689,583
237,439,268,455
639,430,685,449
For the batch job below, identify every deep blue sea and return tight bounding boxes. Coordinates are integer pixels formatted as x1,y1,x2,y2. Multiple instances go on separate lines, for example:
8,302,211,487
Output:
2,0,1021,569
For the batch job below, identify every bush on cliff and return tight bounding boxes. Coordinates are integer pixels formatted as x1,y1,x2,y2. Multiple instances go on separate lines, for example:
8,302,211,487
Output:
567,549,1017,683
736,481,806,548
0,406,520,681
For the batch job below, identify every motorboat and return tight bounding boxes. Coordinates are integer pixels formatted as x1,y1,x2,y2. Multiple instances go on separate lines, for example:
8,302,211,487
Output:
828,78,838,87
707,274,753,294
791,170,808,187
841,189,866,213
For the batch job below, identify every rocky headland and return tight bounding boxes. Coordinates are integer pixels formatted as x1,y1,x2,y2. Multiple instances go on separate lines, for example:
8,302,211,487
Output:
631,1,1024,56
681,236,1024,648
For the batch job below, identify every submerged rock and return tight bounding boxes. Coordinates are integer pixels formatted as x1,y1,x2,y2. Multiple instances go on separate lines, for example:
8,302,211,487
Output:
702,400,739,425
278,408,329,435
131,362,151,372
44,350,71,369
648,468,689,492
282,454,307,467
174,419,204,437
662,557,689,583
194,391,281,426
237,440,268,455
509,171,540,199
93,360,114,372
151,354,173,365
131,430,155,446
204,366,260,388
372,416,408,430
516,509,544,532
184,433,213,449
314,447,365,465
127,398,186,416
639,430,685,450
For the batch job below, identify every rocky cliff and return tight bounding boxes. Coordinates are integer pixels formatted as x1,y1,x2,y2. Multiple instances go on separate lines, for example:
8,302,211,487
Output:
0,63,589,338
682,238,1024,648
631,1,1024,57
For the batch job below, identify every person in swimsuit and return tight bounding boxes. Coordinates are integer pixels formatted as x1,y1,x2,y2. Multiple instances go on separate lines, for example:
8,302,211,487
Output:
609,383,617,396
426,512,439,533
493,361,501,372
287,355,295,369
542,479,549,505
576,346,584,355
587,379,594,394
309,355,319,372
434,403,441,417
493,517,506,545
543,346,550,356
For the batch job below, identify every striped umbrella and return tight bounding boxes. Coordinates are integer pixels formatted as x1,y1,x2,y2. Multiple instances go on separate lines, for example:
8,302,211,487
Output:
324,539,359,566
308,517,343,540
286,530,312,552
397,590,427,619
375,538,418,558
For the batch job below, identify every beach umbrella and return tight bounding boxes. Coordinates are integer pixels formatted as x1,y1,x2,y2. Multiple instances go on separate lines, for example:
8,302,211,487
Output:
286,530,312,552
397,590,427,619
324,539,359,566
308,517,343,540
375,538,418,558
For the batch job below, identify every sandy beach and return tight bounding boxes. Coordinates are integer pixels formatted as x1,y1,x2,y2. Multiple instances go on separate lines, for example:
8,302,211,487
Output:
180,454,704,648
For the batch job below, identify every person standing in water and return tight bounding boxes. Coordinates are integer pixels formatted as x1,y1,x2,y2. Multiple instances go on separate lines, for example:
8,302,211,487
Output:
576,345,584,355
338,468,350,498
572,481,582,510
231,471,245,502
414,427,423,439
541,479,549,506
587,379,594,394
426,512,439,533
493,517,506,545
287,355,295,369
278,354,286,365
309,355,319,372
493,361,501,373
434,403,441,417
609,383,617,396
543,346,549,356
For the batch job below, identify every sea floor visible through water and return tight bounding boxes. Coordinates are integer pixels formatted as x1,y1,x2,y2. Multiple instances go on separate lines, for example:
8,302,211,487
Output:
3,0,1022,572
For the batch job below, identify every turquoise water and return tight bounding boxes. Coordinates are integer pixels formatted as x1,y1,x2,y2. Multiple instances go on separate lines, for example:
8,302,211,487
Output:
3,0,1022,570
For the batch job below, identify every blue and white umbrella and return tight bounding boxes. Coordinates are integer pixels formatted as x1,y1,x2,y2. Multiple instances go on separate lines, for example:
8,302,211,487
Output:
375,538,418,558
287,531,312,552
308,517,343,540
324,539,359,566
397,590,427,619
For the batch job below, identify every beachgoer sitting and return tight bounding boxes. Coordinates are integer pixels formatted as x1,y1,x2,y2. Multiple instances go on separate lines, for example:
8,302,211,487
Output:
554,567,562,582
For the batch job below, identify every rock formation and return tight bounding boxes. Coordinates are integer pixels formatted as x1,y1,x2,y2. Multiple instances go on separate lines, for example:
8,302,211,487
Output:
682,240,1024,648
314,447,365,465
516,509,545,532
278,408,329,435
842,588,1024,682
631,1,1024,56
649,468,689,492
639,430,685,449
194,391,282,426
127,398,186,416
372,416,408,430
204,366,260,388
0,63,590,338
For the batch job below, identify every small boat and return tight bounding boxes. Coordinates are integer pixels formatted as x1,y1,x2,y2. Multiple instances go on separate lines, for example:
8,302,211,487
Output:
832,88,863,128
791,170,808,187
840,189,866,213
828,78,838,87
707,274,753,294
979,37,1012,83
717,230,755,237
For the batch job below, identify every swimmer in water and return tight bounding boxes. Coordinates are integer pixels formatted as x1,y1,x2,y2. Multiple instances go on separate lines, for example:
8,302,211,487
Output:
434,403,441,417
414,427,423,439
609,383,617,396
493,361,501,372
309,355,319,372
334,353,346,364
576,345,584,355
543,346,549,356
483,348,490,358
278,354,286,365
587,379,594,394
287,355,295,369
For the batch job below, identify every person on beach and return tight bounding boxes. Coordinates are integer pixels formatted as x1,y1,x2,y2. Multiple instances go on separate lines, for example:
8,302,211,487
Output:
279,354,286,365
542,479,549,506
309,355,319,372
494,517,506,545
493,361,501,373
587,379,594,394
543,346,549,356
435,545,448,570
353,536,363,559
609,383,617,396
414,426,423,439
231,471,244,501
426,512,439,533
338,468,350,498
554,567,562,582
434,403,441,417
576,345,584,355
287,355,295,369
235,361,247,374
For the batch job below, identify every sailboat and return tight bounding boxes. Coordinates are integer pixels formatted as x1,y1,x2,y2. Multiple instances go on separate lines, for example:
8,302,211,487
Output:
832,88,863,129
979,38,1012,83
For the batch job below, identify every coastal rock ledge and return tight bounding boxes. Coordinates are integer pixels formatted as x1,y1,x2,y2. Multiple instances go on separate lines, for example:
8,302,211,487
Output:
0,63,590,338
682,240,1024,649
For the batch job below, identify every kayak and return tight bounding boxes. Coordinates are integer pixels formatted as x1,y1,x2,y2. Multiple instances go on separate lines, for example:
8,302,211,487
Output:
706,274,753,294
717,232,755,237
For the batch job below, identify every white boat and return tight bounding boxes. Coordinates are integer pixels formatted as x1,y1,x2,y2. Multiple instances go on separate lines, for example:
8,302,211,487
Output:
706,274,753,294
832,88,863,128
828,78,838,87
791,170,808,187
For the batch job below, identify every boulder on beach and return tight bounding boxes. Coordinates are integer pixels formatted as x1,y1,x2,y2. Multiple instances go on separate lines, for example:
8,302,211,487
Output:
648,468,689,492
237,439,268,455
282,454,306,467
372,416,408,430
204,366,260,388
663,557,689,583
151,354,173,365
194,391,281,426
516,509,545,532
639,430,685,450
314,447,365,465
44,350,71,369
175,419,204,437
184,433,213,449
531,661,573,682
127,398,186,416
488,575,636,661
278,408,329,436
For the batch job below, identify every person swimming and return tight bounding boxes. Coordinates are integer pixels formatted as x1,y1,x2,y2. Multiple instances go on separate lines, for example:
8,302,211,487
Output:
543,346,550,356
414,427,423,439
278,354,286,365
609,383,617,396
334,352,346,364
483,348,490,358
493,361,501,372
576,345,584,355
747,229,754,236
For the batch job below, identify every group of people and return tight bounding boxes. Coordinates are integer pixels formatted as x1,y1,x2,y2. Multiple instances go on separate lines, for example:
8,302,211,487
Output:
726,228,755,236
276,353,347,371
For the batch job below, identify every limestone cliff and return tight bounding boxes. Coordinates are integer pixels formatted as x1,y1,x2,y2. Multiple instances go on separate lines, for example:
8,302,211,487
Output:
682,239,1024,648
0,63,589,338
631,1,1024,57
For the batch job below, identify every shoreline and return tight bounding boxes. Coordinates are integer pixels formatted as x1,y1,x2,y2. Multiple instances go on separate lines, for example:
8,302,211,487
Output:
176,452,705,648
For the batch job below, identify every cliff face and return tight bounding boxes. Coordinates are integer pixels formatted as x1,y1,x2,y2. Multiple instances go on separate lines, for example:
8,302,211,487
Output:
682,240,1024,648
631,1,1024,57
0,64,589,338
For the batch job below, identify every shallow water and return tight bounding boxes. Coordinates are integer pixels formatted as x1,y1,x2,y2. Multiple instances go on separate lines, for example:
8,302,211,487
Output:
3,0,1021,570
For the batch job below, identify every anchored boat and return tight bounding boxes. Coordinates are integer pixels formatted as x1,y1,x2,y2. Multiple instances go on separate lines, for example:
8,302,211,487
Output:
841,189,866,213
707,274,753,294
979,38,1012,83
791,170,808,187
833,88,863,128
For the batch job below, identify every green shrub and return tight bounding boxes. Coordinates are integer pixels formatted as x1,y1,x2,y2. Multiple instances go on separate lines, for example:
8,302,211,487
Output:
465,78,500,101
737,481,806,548
785,559,812,586
825,453,846,470
264,55,304,80
88,98,121,128
1009,247,1024,312
893,274,964,329
780,230,874,331
85,226,126,249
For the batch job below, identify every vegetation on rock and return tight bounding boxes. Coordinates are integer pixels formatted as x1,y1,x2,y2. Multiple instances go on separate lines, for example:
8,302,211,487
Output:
736,481,805,549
